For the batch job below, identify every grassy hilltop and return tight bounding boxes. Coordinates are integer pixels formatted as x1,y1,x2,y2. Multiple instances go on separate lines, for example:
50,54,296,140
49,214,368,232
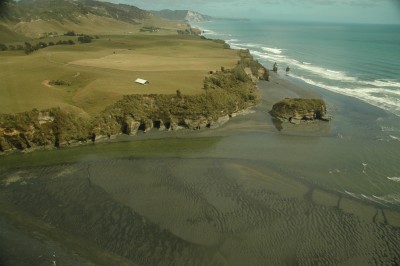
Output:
0,34,240,116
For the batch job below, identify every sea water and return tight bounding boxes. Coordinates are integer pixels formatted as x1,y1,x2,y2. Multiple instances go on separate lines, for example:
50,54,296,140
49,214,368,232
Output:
193,20,400,117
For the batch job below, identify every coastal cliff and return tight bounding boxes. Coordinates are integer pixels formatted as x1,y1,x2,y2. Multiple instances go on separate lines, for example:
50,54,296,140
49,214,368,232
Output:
0,51,268,153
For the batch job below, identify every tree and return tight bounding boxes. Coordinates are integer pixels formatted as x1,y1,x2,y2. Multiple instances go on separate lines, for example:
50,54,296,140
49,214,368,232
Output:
65,31,76,36
0,43,7,51
24,42,36,54
0,0,11,18
78,35,92,43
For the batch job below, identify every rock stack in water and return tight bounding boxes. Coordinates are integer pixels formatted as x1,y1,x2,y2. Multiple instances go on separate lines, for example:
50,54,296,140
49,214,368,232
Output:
270,98,330,124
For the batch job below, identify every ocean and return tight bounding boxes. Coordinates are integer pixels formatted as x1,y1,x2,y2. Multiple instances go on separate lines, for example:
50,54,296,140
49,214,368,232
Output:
193,19,400,118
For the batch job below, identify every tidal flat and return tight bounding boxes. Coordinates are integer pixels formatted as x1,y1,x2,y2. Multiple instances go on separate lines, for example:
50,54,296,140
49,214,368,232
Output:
1,77,400,265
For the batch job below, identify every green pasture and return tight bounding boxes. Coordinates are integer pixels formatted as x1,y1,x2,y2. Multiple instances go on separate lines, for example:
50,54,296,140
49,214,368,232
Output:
0,34,239,116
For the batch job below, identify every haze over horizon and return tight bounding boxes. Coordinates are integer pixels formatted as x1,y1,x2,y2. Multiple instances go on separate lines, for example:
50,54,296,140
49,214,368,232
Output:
112,0,400,24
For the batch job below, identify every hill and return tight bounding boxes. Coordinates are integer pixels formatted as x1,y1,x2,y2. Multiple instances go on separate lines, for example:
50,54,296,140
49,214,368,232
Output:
151,9,212,22
0,23,25,41
0,0,187,39
3,0,149,23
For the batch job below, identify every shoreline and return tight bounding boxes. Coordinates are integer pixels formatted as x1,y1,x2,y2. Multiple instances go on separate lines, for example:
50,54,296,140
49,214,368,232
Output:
0,71,330,157
1,29,399,156
0,70,334,172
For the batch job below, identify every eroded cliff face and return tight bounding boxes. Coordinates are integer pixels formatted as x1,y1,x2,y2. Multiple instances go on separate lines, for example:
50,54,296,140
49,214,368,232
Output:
0,52,267,153
270,98,330,124
0,109,91,152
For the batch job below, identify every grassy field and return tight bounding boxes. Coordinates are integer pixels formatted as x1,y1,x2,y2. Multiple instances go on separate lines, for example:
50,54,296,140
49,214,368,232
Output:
0,33,239,117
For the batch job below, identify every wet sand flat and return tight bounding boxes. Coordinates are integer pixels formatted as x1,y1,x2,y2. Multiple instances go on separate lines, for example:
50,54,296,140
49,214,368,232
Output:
1,158,400,265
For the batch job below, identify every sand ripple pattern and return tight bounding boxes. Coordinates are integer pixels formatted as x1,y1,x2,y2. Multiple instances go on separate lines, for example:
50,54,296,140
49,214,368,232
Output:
1,158,400,265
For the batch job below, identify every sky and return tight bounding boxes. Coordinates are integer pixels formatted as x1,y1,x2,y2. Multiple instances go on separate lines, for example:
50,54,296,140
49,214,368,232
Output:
112,0,400,24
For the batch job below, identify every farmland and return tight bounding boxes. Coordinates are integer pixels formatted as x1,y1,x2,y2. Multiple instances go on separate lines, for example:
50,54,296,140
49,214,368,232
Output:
0,33,239,116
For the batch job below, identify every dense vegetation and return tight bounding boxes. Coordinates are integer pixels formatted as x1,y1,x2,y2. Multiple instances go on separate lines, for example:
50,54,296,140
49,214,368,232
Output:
0,0,11,18
0,31,98,54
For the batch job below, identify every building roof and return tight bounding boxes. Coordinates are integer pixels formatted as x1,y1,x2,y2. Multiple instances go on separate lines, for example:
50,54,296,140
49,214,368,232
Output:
135,78,149,85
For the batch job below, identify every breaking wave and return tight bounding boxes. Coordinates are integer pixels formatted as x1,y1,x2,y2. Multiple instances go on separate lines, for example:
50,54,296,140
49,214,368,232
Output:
226,39,400,117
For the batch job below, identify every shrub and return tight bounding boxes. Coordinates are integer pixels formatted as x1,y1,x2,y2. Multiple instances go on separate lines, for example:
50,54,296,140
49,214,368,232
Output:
49,80,71,86
65,31,76,36
78,35,92,43
0,43,8,51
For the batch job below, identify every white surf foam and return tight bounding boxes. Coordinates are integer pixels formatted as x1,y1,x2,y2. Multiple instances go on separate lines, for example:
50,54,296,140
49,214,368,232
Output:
261,46,284,54
387,177,400,182
346,191,399,206
228,41,261,49
289,74,400,117
201,29,217,35
345,190,361,199
251,50,359,82
389,135,400,141
362,79,400,89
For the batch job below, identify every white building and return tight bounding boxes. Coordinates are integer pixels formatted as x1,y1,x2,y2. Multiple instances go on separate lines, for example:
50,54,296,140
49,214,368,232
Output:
135,78,149,85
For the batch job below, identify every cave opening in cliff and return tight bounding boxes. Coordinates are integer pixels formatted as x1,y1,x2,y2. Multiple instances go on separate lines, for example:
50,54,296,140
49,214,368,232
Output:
153,121,161,129
138,123,146,132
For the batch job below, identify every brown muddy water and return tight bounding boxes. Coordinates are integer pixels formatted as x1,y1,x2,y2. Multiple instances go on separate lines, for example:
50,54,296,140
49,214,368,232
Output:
1,81,400,265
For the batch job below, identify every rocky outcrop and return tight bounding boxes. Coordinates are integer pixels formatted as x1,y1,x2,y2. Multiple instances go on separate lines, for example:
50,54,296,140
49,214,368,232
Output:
270,98,330,124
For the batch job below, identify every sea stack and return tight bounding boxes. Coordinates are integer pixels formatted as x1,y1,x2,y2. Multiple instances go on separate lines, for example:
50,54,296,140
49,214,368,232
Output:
270,98,331,124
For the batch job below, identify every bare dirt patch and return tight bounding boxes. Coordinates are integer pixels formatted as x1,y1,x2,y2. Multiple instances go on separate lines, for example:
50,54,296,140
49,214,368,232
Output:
41,80,53,88
69,53,235,72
